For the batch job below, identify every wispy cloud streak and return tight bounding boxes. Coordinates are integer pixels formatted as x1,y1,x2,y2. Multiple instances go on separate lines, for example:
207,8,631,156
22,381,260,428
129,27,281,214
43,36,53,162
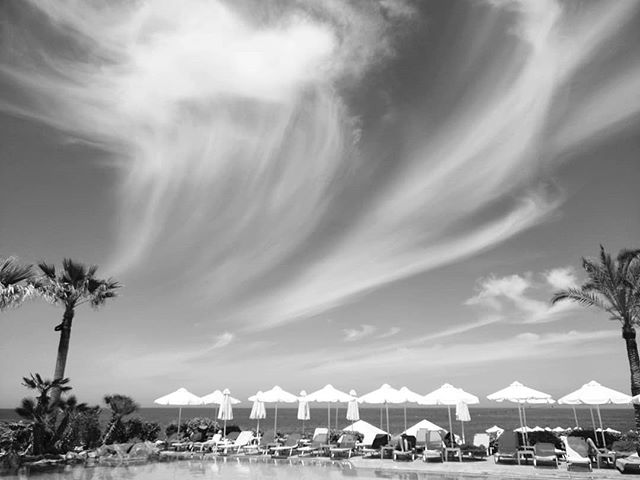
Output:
1,0,638,333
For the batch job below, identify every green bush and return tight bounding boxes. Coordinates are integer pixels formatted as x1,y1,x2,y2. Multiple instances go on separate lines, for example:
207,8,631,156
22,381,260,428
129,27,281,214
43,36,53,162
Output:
0,422,31,454
123,417,161,442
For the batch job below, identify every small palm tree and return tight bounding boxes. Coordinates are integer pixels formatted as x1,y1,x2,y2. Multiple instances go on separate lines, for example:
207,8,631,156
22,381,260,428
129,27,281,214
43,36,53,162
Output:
0,256,34,311
102,394,139,445
551,246,640,427
16,374,72,454
35,259,120,403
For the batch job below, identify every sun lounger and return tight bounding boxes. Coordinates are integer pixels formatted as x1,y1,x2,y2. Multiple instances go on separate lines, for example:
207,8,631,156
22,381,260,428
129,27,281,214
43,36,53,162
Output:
472,433,491,457
414,428,428,454
585,437,617,468
494,432,519,464
361,433,390,459
216,431,255,455
393,434,416,461
330,432,358,459
616,453,640,474
191,433,222,453
298,428,329,457
422,430,444,463
533,442,558,468
270,433,301,458
561,436,593,472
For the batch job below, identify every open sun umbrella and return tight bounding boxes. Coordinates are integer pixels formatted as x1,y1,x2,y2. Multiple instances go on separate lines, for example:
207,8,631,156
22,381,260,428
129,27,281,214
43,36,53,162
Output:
420,383,478,447
297,390,311,436
487,381,554,446
559,380,631,447
217,388,234,437
358,384,404,433
346,390,360,422
249,386,297,440
153,387,203,438
306,384,354,432
249,391,266,439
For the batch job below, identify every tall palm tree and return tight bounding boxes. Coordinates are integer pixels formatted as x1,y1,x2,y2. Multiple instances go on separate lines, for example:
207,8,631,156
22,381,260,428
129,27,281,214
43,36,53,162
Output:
551,245,640,427
35,259,120,402
0,256,34,311
102,394,139,445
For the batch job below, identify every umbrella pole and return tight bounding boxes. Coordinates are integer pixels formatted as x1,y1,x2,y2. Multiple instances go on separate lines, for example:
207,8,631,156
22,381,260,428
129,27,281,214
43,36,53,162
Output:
224,419,227,438
461,420,465,445
386,403,390,434
274,404,278,440
589,408,598,446
447,406,454,447
257,419,260,440
596,405,606,448
177,407,182,438
404,405,407,432
521,404,530,446
380,406,383,430
327,403,331,433
335,404,338,431
572,406,579,428
516,404,524,446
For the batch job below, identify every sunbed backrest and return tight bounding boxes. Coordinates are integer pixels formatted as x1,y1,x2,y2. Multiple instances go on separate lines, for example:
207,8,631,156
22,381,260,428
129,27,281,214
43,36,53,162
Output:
567,436,589,457
535,442,556,456
473,433,490,448
371,433,390,449
497,432,518,453
313,433,328,445
235,431,254,445
426,431,443,450
416,428,428,444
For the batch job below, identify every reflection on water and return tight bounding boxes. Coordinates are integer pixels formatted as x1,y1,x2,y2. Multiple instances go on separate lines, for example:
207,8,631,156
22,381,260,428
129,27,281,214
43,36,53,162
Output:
1,459,522,480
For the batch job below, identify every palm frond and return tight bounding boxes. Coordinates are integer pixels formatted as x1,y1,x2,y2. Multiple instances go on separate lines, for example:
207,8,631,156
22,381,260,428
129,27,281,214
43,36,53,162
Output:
552,288,607,310
0,257,33,286
38,262,56,279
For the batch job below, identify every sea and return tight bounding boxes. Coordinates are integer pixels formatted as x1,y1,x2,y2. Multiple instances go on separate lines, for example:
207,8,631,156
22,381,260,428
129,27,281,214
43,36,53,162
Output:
1,406,635,440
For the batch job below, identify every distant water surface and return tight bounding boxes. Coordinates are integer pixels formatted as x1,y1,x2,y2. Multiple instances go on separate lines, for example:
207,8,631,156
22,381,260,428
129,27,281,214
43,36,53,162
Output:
1,406,634,440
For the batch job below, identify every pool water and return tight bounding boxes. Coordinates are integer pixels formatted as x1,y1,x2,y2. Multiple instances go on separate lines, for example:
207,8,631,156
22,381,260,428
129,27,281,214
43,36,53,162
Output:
0,459,498,480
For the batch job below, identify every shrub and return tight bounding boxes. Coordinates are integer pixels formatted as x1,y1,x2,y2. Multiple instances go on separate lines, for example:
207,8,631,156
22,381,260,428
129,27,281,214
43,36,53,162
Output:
122,417,161,442
0,422,31,454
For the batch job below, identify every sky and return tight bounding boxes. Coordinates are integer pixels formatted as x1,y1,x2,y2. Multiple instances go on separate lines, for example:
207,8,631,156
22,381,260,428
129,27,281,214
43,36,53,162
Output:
1,0,640,408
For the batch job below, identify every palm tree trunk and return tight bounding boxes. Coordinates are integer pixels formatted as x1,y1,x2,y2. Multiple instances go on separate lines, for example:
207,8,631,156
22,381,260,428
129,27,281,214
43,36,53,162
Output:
51,304,74,404
622,324,640,429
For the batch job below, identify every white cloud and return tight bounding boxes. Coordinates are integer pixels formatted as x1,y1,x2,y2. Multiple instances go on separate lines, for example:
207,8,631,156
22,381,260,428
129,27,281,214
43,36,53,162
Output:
466,270,579,324
544,267,578,291
211,332,234,349
343,324,377,342
378,327,401,339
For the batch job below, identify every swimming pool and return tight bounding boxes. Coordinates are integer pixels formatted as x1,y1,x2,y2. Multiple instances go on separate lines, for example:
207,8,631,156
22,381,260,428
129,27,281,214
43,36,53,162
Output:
0,458,521,480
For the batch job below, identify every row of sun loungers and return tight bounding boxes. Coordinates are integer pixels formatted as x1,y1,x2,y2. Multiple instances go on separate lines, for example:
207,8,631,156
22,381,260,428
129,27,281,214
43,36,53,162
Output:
164,425,640,474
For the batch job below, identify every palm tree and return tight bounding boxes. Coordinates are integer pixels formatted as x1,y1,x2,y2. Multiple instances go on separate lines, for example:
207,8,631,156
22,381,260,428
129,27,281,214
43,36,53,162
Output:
0,256,34,311
16,374,72,454
551,245,640,427
35,259,120,402
102,394,139,445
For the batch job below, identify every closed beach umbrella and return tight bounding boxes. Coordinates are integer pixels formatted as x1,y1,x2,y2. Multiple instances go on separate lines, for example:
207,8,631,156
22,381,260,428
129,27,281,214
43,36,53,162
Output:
306,384,354,432
358,384,404,433
398,386,423,432
217,388,234,437
346,390,360,422
420,384,479,447
455,400,471,444
487,381,554,445
153,387,203,438
559,380,631,447
249,391,266,439
297,390,310,436
249,385,297,440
